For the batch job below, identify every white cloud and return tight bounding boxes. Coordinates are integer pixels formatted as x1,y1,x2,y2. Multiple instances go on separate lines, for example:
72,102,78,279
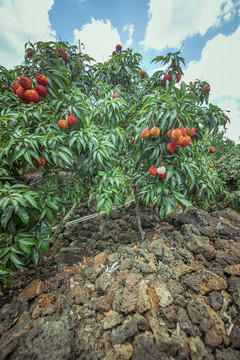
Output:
74,18,121,62
183,25,240,99
141,0,238,51
183,26,240,143
123,24,134,48
218,98,240,143
0,0,56,69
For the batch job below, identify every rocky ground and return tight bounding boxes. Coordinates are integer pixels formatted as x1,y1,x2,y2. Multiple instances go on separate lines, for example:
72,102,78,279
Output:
0,203,240,360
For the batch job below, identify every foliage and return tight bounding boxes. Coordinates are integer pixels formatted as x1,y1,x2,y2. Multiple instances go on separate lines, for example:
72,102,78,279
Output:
0,39,232,290
203,133,240,212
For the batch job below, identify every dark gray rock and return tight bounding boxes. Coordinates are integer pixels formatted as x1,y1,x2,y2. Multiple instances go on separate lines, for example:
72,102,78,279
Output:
186,299,209,324
208,291,223,311
215,348,240,360
177,308,201,337
181,273,200,293
110,322,138,345
131,336,163,360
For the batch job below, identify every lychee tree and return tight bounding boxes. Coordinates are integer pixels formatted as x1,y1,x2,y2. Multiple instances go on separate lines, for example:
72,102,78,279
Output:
0,40,230,289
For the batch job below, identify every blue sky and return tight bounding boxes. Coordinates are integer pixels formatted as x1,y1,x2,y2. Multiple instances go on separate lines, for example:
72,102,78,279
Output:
0,0,240,142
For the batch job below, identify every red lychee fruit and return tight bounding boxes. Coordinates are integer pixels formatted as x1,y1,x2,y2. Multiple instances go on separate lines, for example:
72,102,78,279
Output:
171,129,182,142
140,71,146,79
187,128,195,137
167,129,174,138
224,202,228,207
56,47,69,61
180,127,187,136
19,75,32,90
116,44,122,51
163,74,171,84
16,87,31,104
174,136,184,145
35,85,47,97
68,115,76,125
149,167,158,176
204,85,210,94
175,73,181,83
58,119,68,130
159,172,167,178
113,93,119,99
24,90,41,103
26,49,33,58
62,51,69,61
181,136,191,147
150,127,160,138
167,142,177,152
11,82,21,94
141,129,151,138
157,166,167,178
36,157,46,166
112,51,116,56
37,74,48,86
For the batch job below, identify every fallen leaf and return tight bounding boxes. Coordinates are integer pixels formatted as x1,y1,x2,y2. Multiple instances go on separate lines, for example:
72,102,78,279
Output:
103,310,113,316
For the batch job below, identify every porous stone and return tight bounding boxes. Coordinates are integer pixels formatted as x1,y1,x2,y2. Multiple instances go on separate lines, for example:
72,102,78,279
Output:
94,252,107,267
196,269,227,295
18,279,44,301
155,284,173,307
110,322,138,345
224,264,240,276
104,343,133,360
137,284,152,313
102,311,123,330
188,336,209,360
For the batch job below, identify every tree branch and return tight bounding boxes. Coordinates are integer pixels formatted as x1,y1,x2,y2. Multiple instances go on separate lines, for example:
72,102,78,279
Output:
134,185,145,242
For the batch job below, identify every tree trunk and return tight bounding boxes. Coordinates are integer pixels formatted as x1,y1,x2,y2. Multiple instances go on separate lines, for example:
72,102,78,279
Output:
134,185,145,242
53,202,77,241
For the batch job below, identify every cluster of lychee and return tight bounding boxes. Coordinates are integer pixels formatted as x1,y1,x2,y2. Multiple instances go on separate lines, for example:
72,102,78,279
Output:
56,47,69,62
167,127,195,152
113,93,119,99
138,69,147,79
112,44,122,56
141,126,160,139
163,73,181,84
149,165,167,178
209,146,216,153
12,74,48,104
58,115,77,130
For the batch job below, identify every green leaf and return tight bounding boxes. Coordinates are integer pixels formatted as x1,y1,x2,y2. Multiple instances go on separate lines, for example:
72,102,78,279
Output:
0,247,10,259
10,245,24,255
16,207,29,224
1,206,13,228
31,248,39,267
10,252,25,266
47,202,59,211
19,243,31,254
23,151,33,166
0,266,10,275
23,194,39,209
19,238,36,246
45,207,53,222
58,151,72,164
13,148,26,162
